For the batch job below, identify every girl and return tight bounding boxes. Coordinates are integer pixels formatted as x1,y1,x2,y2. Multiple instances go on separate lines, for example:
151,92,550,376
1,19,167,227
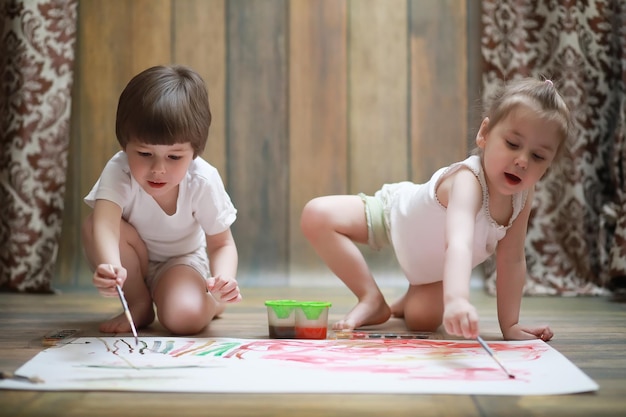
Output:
301,78,570,341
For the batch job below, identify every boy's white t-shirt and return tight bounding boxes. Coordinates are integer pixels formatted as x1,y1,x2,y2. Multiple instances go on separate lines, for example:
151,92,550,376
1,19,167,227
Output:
84,151,237,262
385,155,528,285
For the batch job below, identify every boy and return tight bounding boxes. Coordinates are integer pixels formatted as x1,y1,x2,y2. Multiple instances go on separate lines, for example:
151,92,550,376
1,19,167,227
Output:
82,65,240,336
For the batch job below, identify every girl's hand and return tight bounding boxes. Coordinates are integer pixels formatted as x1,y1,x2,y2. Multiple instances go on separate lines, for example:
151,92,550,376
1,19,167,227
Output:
502,323,554,341
206,275,242,303
443,298,479,339
93,264,126,297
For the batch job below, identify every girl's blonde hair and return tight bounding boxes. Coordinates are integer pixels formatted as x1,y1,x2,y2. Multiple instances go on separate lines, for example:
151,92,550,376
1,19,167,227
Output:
475,77,571,162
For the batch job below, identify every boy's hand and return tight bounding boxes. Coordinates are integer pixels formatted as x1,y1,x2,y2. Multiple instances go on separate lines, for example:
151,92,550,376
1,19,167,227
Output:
443,298,479,339
502,323,554,341
206,275,242,303
93,264,126,297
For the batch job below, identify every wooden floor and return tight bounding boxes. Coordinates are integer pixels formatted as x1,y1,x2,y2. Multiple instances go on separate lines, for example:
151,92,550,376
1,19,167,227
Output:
1,285,625,417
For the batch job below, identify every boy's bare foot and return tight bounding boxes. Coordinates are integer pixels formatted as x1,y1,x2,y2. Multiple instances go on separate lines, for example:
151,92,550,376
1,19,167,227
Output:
99,303,155,334
332,298,391,331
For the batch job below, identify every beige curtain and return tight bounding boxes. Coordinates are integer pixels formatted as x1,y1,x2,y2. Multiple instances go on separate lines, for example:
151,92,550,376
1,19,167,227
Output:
481,0,626,296
0,0,78,292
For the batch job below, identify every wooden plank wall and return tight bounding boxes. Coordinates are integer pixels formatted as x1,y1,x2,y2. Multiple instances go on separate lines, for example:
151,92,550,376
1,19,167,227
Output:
56,0,469,289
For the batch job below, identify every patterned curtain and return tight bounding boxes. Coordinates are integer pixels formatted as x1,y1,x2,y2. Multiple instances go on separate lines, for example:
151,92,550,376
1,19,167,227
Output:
481,1,626,296
0,0,77,292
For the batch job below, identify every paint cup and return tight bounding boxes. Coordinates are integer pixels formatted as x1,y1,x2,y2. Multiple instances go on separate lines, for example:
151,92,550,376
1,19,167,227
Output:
294,301,332,339
265,300,299,338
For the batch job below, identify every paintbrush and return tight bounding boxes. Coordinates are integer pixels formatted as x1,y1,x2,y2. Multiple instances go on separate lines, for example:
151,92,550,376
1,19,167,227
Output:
109,264,139,345
476,336,515,379
0,371,44,384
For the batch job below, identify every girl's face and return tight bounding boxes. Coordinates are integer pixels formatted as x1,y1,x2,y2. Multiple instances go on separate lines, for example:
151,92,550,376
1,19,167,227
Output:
125,140,195,201
476,104,562,197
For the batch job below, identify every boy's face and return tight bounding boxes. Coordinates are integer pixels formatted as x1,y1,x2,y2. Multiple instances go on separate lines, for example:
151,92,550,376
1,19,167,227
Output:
476,104,561,196
125,139,195,200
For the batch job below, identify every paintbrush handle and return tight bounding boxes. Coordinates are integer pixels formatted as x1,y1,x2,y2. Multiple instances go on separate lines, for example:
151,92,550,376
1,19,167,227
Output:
0,371,44,383
115,284,129,309
109,266,130,312
476,336,495,355
110,265,139,344
476,336,515,379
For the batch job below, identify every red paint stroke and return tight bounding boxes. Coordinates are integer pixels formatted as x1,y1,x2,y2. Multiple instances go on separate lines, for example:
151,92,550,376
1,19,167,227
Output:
169,341,195,356
217,339,543,382
223,339,545,361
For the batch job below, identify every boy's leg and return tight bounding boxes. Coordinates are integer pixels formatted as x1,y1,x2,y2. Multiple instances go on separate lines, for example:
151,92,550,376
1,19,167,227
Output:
300,195,391,330
152,265,218,335
82,214,155,333
401,282,444,332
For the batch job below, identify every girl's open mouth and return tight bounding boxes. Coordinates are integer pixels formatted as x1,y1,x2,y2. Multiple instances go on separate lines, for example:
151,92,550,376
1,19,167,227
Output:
505,173,521,185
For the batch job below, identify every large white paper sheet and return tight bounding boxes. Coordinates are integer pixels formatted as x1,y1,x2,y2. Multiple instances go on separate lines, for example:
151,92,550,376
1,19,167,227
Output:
0,337,598,395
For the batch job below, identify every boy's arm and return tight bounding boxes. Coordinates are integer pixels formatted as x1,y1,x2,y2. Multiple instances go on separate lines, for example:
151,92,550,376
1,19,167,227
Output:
441,169,483,339
495,189,552,341
91,199,125,295
205,229,241,302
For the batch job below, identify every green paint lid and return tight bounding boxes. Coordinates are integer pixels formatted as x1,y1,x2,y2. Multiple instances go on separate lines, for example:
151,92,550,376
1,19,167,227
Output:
265,300,299,319
298,301,332,320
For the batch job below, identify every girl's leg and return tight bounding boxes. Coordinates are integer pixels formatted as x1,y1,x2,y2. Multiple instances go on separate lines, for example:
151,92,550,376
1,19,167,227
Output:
389,289,408,318
300,195,391,330
82,214,155,333
401,282,444,332
152,265,218,335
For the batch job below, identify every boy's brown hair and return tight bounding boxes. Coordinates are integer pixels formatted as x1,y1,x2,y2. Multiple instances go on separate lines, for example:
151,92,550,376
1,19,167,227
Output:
115,65,211,157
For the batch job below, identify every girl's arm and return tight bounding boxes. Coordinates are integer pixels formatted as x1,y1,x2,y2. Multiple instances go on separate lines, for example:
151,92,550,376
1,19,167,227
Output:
205,229,241,302
440,168,483,339
495,189,553,341
91,199,125,296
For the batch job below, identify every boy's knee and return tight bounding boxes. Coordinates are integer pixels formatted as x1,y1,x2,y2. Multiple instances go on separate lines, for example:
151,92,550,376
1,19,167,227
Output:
158,305,209,335
119,218,142,242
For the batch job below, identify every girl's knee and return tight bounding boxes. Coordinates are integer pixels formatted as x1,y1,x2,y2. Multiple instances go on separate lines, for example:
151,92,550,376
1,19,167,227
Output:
402,284,444,332
300,198,331,238
404,314,442,332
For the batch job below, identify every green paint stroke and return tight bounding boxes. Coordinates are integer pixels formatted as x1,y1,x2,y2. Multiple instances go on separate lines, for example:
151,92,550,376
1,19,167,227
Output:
160,340,176,354
196,342,240,357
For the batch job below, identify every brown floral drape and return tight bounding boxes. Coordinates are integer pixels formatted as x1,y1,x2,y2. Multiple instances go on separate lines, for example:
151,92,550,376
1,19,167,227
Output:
481,0,626,296
0,0,77,292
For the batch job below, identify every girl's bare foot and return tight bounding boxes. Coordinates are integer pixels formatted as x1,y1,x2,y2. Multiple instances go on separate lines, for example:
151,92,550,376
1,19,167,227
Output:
332,298,391,331
389,292,408,318
99,303,155,334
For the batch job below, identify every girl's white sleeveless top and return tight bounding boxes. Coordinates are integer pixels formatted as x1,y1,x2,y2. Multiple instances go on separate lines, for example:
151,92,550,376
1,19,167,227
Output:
384,155,528,285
